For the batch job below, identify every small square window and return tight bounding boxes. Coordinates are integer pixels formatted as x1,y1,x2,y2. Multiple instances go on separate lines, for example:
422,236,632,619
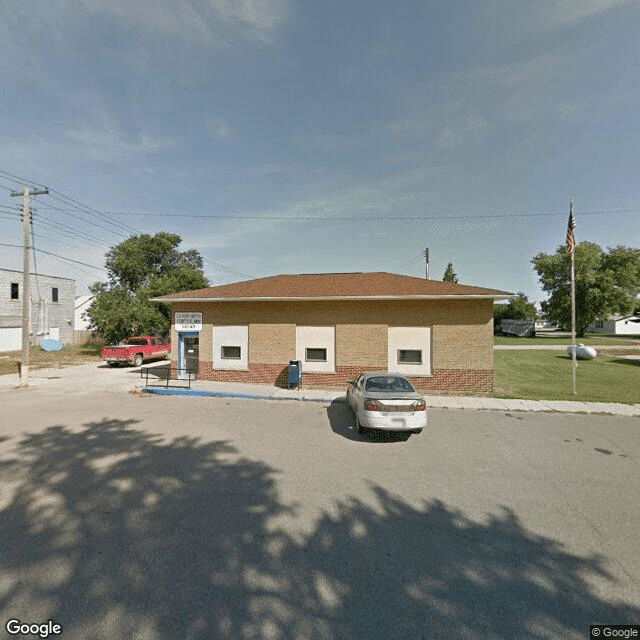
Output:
52,287,59,303
398,349,422,365
221,346,242,359
305,347,327,362
11,283,19,300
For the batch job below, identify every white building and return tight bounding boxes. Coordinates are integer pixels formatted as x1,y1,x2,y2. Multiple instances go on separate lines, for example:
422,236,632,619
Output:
73,294,103,344
589,316,640,336
0,268,75,352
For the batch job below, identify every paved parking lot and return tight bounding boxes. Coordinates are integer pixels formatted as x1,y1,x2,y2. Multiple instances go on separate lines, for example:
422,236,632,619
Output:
0,364,639,639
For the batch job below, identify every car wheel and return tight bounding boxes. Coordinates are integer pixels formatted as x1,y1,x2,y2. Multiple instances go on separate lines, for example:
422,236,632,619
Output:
132,354,143,368
355,412,363,434
414,429,423,435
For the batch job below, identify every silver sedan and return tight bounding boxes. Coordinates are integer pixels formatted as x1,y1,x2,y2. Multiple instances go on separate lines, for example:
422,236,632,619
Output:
346,372,427,436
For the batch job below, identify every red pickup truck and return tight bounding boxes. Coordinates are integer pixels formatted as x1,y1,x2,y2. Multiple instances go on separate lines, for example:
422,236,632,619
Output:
101,336,171,367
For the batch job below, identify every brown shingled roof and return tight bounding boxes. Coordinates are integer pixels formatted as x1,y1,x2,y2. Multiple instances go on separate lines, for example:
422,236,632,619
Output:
152,272,514,301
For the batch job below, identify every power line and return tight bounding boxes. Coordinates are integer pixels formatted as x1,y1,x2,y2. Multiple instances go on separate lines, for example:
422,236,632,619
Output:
0,243,107,272
37,199,132,239
2,168,251,280
0,179,26,193
47,191,139,235
0,169,135,237
32,232,105,253
94,208,640,221
36,213,112,248
0,168,44,190
200,257,254,279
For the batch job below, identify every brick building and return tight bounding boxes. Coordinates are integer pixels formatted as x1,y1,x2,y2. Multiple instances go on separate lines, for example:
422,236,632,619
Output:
0,268,76,352
152,272,513,394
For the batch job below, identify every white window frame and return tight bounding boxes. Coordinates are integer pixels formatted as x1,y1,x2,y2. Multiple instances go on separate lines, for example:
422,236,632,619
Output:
296,326,335,373
388,327,432,376
213,326,249,370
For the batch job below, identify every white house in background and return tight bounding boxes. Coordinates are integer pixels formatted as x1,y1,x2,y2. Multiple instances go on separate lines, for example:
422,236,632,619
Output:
589,316,640,335
74,295,94,331
74,294,102,344
0,268,75,352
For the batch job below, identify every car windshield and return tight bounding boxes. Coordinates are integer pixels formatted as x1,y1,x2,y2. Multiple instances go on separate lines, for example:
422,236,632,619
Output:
364,376,415,393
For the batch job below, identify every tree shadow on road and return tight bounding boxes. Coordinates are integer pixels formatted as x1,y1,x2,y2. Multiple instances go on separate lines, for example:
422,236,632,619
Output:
0,418,637,639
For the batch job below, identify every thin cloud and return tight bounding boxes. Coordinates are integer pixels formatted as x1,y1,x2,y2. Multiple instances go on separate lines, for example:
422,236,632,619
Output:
67,106,175,162
438,116,492,149
542,0,633,27
206,119,237,140
0,0,290,79
77,0,290,45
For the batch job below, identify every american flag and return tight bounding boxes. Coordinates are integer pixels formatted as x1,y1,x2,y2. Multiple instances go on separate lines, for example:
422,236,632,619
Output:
566,209,576,254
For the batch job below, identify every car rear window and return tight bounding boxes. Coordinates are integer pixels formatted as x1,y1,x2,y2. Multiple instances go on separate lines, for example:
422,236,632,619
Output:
127,338,148,346
365,376,415,392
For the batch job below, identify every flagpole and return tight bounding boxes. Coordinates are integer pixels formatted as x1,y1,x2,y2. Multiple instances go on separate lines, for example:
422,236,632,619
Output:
569,198,577,395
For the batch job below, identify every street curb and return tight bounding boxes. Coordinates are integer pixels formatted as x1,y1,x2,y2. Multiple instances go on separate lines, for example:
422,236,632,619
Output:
137,387,640,416
141,387,340,403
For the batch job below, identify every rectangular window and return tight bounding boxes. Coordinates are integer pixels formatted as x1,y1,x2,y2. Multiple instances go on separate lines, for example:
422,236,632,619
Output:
11,283,19,300
305,347,327,362
52,287,59,303
221,345,242,360
595,321,604,329
397,349,422,365
296,326,335,373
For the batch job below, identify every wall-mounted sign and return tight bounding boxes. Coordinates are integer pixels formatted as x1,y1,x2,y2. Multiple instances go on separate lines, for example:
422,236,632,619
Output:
175,312,203,331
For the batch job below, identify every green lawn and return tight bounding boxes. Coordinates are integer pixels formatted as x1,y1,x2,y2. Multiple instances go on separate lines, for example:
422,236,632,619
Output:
494,333,640,346
494,350,640,404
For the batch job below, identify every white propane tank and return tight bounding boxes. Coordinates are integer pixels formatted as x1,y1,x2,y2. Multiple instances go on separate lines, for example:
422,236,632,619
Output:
567,343,597,360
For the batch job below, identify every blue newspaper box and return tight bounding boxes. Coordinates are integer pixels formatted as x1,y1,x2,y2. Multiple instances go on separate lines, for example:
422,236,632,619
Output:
288,360,302,389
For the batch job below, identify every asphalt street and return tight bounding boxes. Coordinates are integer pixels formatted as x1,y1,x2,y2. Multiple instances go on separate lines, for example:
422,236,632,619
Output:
0,365,639,639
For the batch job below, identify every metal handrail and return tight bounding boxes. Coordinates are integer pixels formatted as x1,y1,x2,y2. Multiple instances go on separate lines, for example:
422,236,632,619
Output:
141,365,195,389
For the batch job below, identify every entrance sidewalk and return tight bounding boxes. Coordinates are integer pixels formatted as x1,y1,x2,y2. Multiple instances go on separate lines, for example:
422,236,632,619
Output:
1,363,638,417
144,378,640,417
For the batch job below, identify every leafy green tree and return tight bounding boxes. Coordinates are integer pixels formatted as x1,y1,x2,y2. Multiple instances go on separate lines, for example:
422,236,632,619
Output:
507,293,537,320
532,243,640,337
494,292,536,328
493,303,510,327
443,263,459,283
87,232,208,343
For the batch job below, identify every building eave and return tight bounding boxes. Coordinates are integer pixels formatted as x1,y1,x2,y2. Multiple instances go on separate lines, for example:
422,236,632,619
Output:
151,294,515,303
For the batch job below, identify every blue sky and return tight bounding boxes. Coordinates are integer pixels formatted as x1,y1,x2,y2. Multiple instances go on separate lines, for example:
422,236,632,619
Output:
1,0,639,304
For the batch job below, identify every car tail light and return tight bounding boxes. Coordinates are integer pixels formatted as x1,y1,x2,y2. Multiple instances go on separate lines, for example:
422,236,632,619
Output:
364,399,383,411
413,400,427,411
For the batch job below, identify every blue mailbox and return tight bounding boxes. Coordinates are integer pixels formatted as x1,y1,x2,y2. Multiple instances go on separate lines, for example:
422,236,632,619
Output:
288,360,302,389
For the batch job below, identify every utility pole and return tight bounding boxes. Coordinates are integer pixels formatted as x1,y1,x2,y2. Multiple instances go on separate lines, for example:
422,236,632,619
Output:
10,186,49,388
422,248,430,279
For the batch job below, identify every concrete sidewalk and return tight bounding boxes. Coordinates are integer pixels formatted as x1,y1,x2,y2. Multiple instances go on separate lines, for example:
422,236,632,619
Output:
1,363,638,417
143,377,640,417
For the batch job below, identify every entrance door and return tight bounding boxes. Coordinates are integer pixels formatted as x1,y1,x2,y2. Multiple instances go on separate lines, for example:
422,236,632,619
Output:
179,333,200,380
